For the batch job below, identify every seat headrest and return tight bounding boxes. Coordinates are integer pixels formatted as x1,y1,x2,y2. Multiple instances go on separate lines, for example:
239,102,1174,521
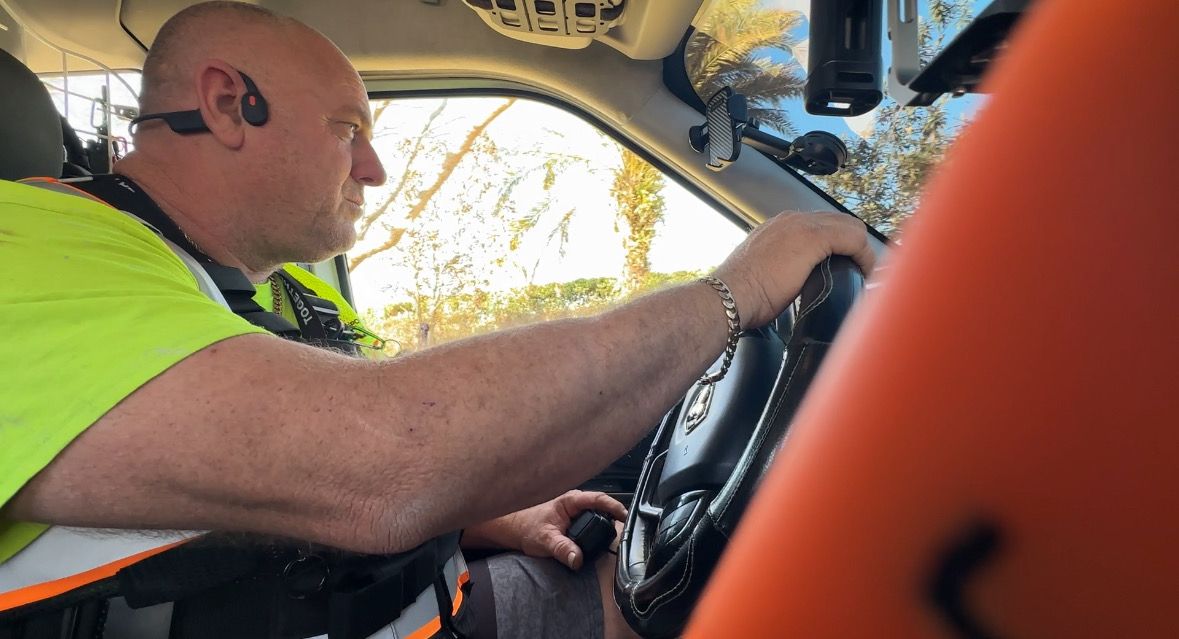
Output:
0,47,64,181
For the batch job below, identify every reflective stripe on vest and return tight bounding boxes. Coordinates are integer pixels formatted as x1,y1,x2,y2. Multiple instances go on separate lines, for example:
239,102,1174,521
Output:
0,527,199,610
0,528,469,638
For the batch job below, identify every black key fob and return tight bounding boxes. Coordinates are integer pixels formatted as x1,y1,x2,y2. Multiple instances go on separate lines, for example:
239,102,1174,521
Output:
567,510,617,570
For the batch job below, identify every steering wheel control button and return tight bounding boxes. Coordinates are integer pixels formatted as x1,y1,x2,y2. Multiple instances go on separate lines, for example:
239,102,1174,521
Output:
568,510,616,570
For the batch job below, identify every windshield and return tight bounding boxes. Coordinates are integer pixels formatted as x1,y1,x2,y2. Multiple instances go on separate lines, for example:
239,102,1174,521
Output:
685,0,988,236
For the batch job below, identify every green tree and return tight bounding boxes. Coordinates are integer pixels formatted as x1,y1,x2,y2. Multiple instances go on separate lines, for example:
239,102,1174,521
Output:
492,277,621,327
602,0,808,299
812,102,957,235
365,270,710,354
611,150,666,293
349,98,517,271
685,0,805,134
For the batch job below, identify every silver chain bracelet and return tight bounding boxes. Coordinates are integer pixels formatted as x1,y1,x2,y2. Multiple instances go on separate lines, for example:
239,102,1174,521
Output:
698,276,742,385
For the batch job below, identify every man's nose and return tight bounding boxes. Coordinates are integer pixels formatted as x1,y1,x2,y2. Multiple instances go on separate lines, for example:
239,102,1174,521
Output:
352,137,387,187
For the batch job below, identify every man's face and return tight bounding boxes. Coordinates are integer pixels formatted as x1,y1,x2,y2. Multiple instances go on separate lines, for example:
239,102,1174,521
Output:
251,42,386,264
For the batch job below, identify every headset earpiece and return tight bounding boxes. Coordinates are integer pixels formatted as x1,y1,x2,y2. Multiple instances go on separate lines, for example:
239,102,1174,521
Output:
237,71,269,127
130,67,268,134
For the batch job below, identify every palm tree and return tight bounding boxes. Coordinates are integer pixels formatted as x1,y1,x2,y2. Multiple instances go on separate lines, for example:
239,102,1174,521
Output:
609,0,805,295
612,149,666,293
684,0,805,135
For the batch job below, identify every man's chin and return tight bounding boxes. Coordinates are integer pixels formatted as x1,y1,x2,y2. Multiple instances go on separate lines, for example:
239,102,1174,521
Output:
294,228,356,264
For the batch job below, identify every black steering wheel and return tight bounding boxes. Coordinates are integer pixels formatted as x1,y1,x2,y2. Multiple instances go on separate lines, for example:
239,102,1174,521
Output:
615,256,865,638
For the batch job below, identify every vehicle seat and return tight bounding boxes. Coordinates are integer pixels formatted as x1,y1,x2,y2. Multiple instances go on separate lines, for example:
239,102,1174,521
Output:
687,0,1179,636
0,47,64,181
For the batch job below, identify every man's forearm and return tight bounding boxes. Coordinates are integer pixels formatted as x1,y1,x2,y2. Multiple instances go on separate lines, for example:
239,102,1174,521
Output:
9,283,726,557
353,281,728,549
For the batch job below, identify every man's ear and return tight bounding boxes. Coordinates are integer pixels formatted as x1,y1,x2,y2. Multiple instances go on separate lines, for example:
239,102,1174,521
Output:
193,59,246,150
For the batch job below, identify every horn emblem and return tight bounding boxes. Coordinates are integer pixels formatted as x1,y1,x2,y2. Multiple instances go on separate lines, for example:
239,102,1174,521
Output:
683,383,714,436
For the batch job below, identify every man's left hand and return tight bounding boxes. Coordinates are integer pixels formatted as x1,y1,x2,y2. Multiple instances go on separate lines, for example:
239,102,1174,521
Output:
462,490,627,569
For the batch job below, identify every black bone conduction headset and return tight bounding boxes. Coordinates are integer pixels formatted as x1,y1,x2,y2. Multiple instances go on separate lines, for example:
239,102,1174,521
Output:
130,68,269,134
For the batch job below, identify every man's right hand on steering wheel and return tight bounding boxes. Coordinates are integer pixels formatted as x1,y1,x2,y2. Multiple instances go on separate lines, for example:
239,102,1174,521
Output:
715,211,875,331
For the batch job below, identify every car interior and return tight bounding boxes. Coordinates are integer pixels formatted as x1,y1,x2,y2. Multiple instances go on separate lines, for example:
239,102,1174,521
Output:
1,0,1175,637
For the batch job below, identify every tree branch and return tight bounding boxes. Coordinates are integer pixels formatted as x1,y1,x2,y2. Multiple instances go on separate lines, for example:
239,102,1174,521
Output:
356,100,450,241
349,98,517,272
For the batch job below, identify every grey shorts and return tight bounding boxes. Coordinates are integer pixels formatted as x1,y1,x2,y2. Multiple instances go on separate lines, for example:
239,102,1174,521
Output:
466,552,604,639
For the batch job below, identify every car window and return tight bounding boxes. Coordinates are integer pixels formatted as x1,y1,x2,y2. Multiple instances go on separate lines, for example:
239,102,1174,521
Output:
39,71,140,173
684,0,988,237
348,96,745,355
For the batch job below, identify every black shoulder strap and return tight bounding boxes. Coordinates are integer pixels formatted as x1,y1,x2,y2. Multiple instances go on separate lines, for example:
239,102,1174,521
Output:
69,174,369,356
274,270,328,340
71,174,210,263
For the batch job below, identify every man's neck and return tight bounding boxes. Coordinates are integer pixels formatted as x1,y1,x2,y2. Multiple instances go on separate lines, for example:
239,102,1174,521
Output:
113,154,275,283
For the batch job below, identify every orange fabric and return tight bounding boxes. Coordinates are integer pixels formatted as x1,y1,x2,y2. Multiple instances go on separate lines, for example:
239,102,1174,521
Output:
404,569,471,639
0,540,188,612
686,0,1179,638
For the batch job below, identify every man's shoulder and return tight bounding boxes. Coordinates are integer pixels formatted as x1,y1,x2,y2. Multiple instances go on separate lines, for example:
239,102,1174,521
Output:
1,178,165,246
2,178,105,212
0,178,195,292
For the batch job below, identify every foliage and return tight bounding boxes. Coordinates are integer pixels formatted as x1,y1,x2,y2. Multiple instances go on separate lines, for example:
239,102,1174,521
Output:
349,99,517,271
349,0,980,355
811,102,958,235
364,269,706,356
612,150,666,293
351,98,630,350
684,0,805,134
603,0,807,311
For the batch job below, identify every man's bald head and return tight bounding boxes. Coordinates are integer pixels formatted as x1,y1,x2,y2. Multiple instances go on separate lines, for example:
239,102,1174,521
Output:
143,2,287,113
117,1,385,278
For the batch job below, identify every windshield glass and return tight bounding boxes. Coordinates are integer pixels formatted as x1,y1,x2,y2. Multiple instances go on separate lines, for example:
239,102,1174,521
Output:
685,0,988,236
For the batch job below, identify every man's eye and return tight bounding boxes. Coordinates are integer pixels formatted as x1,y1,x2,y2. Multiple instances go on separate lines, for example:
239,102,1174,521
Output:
335,122,361,139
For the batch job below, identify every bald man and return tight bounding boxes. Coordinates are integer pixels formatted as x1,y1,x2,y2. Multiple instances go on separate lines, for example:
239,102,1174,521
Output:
0,2,873,637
